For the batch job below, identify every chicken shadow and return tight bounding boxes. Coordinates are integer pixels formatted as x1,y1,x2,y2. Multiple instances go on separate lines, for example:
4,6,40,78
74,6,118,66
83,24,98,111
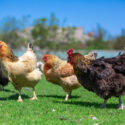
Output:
54,100,118,109
0,94,29,101
0,88,15,93
38,94,80,99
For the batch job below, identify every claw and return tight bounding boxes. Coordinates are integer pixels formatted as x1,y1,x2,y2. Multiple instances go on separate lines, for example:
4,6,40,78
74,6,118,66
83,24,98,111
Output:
30,97,38,101
100,104,106,108
119,104,125,110
31,88,37,101
17,98,23,102
100,99,107,108
119,96,124,110
17,90,23,102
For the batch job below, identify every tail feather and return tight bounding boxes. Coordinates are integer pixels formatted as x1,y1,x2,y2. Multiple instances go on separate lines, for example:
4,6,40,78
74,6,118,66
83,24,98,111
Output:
84,52,97,61
27,43,33,51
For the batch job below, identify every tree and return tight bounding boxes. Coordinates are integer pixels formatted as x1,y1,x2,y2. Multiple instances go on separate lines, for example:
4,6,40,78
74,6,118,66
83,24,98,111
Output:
32,13,59,48
0,16,30,34
86,25,112,50
114,36,125,50
0,17,20,33
0,31,26,48
0,16,30,48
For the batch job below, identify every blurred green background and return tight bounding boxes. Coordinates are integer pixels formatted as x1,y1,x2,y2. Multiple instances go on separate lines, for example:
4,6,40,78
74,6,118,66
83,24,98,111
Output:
0,0,125,51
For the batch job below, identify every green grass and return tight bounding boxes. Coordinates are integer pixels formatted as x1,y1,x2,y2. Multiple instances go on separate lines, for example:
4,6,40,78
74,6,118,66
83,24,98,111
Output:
0,75,125,125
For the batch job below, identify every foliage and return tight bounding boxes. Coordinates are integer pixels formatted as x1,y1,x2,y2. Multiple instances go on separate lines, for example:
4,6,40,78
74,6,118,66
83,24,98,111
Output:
85,39,113,50
54,41,84,50
0,76,125,125
85,25,114,50
0,17,20,33
0,16,30,33
32,14,77,49
32,14,58,48
0,15,125,50
0,31,27,49
113,36,125,50
0,16,30,48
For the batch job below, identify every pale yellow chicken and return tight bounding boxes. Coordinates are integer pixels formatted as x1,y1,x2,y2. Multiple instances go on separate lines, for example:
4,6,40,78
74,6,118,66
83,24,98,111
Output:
0,41,41,102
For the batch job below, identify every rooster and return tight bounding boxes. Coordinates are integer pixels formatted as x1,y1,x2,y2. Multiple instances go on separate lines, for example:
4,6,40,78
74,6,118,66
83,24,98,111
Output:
67,48,125,110
42,53,96,101
0,41,42,102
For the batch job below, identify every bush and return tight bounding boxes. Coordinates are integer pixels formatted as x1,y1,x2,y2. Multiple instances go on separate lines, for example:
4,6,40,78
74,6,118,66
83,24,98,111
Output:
0,31,27,49
113,37,125,50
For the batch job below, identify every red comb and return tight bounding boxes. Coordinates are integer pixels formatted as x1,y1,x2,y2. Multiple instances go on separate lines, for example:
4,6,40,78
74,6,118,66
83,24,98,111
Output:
42,54,48,60
67,48,73,55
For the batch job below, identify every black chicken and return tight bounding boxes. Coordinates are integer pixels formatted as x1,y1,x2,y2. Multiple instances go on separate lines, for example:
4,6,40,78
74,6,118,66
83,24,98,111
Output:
0,62,9,90
67,48,125,110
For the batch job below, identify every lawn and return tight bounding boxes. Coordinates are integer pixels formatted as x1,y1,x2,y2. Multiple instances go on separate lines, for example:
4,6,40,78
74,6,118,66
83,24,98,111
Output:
0,75,125,125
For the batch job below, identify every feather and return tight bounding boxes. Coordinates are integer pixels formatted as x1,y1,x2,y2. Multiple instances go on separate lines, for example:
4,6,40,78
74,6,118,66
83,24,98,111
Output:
67,50,125,109
0,41,41,102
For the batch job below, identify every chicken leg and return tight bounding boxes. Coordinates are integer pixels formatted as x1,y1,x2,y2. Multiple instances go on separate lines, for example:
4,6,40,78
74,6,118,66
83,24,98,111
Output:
118,96,125,110
100,99,107,108
31,88,37,100
17,90,23,102
65,91,72,101
0,85,3,91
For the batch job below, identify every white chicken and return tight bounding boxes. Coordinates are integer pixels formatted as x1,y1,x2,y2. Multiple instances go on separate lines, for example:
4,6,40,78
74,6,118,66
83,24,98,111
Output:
0,41,42,102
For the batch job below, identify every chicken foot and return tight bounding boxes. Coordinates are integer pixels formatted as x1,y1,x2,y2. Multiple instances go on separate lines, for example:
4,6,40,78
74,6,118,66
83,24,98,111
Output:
118,96,125,110
100,99,107,108
31,88,37,100
17,90,23,102
0,85,4,91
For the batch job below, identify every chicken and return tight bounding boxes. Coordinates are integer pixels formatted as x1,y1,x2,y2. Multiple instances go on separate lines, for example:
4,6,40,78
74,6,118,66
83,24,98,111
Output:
103,52,125,75
42,54,80,100
0,62,9,89
67,48,125,110
42,53,96,101
0,41,41,102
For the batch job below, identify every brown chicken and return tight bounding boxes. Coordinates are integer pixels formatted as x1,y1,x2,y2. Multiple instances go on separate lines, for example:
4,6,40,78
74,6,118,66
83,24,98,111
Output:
0,41,41,102
42,53,96,101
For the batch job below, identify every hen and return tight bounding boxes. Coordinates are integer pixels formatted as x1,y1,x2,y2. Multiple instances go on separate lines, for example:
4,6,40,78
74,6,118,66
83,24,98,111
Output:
0,62,9,89
67,48,125,110
104,53,125,75
42,53,96,101
0,41,41,102
42,54,80,100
